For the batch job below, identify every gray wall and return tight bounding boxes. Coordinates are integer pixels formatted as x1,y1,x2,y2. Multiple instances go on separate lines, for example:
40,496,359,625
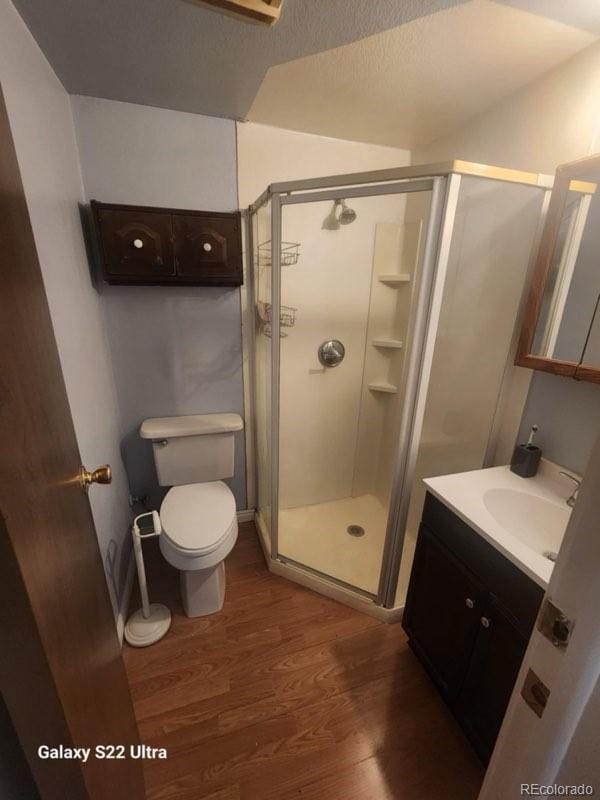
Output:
518,373,600,475
1,0,133,617
71,96,247,508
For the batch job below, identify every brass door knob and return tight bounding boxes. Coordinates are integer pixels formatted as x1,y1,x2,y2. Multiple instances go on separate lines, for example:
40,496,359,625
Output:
80,464,112,492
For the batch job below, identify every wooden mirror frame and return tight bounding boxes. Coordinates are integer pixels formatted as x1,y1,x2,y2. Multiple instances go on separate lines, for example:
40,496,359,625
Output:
515,154,600,384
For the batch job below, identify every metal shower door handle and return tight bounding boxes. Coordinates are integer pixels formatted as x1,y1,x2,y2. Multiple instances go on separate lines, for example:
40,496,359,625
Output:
318,339,345,368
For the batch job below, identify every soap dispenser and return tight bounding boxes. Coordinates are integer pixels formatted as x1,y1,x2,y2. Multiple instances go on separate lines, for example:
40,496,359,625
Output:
510,425,542,478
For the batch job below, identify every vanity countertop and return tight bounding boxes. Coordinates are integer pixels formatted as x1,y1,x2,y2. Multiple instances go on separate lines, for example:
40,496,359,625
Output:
423,461,575,588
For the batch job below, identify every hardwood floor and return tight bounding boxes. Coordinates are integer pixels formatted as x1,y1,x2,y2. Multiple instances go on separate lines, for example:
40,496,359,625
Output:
123,522,484,800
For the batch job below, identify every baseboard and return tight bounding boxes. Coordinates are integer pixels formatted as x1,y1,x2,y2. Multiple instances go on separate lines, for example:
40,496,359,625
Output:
116,549,136,646
236,508,256,523
253,512,404,624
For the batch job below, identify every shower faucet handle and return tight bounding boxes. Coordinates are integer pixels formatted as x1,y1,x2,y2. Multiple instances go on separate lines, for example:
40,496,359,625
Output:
318,339,346,368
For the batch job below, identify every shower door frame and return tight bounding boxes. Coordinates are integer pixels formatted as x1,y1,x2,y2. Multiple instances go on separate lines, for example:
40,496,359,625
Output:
249,172,454,605
248,162,554,610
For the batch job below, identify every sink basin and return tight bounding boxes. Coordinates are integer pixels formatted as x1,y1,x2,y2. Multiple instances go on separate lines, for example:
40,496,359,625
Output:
483,488,569,556
424,463,576,587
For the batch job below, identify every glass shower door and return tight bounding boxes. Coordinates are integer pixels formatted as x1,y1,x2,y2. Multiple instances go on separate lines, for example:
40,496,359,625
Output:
272,184,434,595
394,175,548,607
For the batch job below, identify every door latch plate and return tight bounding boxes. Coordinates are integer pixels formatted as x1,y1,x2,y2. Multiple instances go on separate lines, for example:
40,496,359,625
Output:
537,598,574,650
521,668,549,718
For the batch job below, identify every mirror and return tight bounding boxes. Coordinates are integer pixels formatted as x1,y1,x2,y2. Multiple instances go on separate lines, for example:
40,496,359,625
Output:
516,155,600,383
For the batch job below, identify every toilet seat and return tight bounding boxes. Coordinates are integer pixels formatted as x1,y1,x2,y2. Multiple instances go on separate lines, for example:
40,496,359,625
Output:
159,481,238,572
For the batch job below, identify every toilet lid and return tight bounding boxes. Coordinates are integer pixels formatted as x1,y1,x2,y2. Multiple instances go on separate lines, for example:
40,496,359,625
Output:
160,481,236,554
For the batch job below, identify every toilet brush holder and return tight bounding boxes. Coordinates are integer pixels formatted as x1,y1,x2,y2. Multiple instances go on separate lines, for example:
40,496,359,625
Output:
124,510,172,648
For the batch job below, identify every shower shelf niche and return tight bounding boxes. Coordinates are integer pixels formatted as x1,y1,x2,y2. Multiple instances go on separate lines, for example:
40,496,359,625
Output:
258,240,300,267
372,338,404,349
368,381,398,394
378,273,411,286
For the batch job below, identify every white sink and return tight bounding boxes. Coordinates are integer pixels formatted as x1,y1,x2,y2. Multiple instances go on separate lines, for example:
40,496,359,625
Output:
483,488,569,557
424,462,576,587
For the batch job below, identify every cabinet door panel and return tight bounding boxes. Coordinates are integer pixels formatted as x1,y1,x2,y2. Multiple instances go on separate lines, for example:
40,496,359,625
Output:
403,524,484,701
174,214,242,284
96,208,174,279
455,596,528,763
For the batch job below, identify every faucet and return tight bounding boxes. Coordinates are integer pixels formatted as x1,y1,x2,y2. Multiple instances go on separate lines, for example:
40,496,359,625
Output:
559,471,581,508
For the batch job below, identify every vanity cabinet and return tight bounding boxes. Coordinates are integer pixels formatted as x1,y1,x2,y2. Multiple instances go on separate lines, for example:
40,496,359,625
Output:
91,201,243,286
403,493,544,764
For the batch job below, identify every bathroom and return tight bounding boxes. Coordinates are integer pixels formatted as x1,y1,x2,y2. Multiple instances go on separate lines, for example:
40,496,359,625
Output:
1,1,600,798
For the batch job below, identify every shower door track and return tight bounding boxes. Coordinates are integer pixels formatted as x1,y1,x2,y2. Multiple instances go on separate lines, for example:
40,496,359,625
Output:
278,555,377,601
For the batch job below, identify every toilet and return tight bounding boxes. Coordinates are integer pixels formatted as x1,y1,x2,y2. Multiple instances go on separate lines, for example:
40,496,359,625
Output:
139,413,243,617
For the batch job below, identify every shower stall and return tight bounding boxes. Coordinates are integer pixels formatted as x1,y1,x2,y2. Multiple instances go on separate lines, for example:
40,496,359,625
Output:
246,162,551,615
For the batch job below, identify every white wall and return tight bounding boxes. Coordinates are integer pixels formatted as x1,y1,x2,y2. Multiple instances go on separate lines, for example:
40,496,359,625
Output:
70,96,246,509
419,42,600,173
237,122,410,207
0,0,132,617
238,122,411,510
416,42,600,470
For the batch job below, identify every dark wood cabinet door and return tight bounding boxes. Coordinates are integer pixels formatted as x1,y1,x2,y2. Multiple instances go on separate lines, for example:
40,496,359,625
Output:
95,207,175,279
454,596,528,763
173,213,242,284
403,524,484,701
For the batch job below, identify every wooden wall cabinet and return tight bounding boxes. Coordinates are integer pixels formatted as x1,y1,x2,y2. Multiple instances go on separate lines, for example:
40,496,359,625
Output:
403,493,544,764
91,201,243,286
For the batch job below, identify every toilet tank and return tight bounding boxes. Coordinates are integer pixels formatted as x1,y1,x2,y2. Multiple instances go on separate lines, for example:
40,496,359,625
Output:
140,413,244,486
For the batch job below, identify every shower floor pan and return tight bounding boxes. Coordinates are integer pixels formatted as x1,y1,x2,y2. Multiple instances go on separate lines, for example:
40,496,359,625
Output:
278,493,388,595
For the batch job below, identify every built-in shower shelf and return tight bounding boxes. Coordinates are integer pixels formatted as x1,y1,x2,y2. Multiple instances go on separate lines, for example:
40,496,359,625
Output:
372,338,404,350
368,381,399,394
377,273,411,286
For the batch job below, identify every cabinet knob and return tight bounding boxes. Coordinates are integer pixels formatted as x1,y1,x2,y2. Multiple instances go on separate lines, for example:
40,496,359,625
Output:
481,616,491,629
465,598,474,609
203,242,213,252
133,238,144,249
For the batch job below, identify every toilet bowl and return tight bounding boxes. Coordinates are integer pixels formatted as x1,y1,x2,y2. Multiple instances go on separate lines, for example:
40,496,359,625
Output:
140,412,244,618
159,481,238,616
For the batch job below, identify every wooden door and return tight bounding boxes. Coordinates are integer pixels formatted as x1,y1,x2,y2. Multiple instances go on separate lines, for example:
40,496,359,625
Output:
0,89,145,799
173,212,242,284
455,596,529,764
93,204,175,281
403,524,484,700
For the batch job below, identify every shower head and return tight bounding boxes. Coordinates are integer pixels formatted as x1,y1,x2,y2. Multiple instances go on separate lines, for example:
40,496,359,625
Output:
321,199,357,230
339,200,357,225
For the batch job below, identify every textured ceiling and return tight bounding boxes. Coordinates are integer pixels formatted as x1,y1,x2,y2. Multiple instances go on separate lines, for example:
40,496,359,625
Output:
13,0,600,145
11,0,467,119
248,0,597,148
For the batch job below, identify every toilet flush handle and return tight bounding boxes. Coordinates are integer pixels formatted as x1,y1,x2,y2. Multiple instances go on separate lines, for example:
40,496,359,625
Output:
157,439,169,447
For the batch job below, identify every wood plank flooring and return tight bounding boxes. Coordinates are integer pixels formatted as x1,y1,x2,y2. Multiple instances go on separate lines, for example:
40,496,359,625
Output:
123,522,484,799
